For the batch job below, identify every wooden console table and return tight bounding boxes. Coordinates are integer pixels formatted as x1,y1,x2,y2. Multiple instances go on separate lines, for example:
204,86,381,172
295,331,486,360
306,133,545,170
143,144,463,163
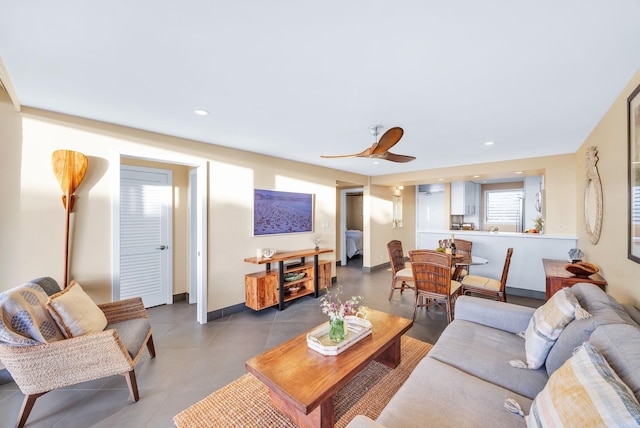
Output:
542,258,607,301
244,248,333,311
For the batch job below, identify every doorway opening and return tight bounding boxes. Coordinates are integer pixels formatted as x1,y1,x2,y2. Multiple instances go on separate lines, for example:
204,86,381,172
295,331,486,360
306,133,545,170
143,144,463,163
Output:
340,187,364,266
112,151,208,324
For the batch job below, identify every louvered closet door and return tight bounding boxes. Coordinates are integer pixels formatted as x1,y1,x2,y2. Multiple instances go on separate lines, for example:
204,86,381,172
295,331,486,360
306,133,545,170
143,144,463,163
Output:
120,166,172,308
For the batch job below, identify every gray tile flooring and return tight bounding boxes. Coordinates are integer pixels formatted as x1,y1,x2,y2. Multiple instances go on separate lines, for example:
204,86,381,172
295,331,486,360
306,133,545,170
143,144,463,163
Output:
0,258,542,427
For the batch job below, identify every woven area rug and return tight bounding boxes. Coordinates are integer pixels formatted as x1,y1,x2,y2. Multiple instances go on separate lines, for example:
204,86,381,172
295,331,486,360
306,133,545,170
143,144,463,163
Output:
174,335,432,427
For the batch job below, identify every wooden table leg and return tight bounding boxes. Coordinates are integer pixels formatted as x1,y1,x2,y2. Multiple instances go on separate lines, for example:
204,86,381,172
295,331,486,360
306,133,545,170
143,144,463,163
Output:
375,336,402,368
269,389,334,428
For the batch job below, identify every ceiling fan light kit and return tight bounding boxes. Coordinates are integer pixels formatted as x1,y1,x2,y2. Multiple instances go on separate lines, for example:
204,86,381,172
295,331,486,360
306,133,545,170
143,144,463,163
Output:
321,125,416,163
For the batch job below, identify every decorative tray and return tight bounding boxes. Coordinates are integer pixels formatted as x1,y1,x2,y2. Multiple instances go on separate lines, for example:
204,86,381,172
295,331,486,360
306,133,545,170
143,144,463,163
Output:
307,316,372,356
285,285,304,295
565,261,599,278
284,272,306,282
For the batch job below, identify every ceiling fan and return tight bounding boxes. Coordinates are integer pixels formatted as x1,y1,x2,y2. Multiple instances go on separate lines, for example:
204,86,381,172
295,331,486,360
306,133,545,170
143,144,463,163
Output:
321,126,416,163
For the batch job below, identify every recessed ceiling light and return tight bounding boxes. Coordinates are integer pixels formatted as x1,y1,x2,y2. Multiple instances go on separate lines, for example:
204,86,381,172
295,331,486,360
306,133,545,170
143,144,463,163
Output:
515,171,523,174
194,109,209,116
484,141,494,146
473,175,480,178
438,178,444,181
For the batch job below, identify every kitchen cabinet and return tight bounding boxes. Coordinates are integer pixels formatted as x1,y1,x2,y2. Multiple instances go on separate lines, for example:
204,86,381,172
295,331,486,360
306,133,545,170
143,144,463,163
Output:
451,181,477,215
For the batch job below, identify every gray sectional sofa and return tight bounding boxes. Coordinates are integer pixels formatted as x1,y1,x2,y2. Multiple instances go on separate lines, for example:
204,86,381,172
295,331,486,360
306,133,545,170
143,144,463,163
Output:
347,283,640,427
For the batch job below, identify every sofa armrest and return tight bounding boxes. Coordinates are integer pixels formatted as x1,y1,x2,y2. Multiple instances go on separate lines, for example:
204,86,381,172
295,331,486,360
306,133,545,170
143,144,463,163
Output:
98,297,149,324
345,415,387,428
455,296,534,334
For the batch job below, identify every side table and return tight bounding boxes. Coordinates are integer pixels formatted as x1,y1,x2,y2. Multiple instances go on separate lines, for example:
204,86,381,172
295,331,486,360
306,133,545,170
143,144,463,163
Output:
542,258,607,301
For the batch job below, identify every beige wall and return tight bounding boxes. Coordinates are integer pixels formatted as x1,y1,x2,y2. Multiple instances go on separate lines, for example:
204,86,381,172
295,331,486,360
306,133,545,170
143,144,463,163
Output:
576,68,640,305
346,194,363,230
365,184,416,269
1,105,367,312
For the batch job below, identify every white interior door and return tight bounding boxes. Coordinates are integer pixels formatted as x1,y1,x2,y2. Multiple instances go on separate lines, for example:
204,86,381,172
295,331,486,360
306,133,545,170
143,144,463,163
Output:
120,165,173,307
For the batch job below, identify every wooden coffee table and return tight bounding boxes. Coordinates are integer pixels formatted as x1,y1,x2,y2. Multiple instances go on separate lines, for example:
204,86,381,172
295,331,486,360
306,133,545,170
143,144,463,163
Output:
245,309,413,428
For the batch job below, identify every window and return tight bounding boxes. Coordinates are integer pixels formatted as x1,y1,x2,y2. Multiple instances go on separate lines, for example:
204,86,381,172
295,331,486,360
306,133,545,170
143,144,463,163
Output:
485,190,523,223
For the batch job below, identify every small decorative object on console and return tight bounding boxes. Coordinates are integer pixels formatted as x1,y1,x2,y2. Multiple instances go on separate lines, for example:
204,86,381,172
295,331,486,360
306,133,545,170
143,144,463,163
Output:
311,233,322,251
262,248,276,258
568,248,584,263
564,261,599,278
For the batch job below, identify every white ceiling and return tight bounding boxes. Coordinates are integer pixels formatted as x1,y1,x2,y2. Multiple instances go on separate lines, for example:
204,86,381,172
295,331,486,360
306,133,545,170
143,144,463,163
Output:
2,1,640,176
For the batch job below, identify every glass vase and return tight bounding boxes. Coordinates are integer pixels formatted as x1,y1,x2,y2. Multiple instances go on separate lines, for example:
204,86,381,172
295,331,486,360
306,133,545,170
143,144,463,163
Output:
329,318,345,343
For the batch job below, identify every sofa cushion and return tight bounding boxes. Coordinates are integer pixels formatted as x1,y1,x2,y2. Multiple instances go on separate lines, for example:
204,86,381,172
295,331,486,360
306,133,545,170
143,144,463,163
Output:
517,288,586,370
0,283,65,345
622,303,640,327
47,280,108,338
546,283,634,376
376,356,531,428
429,319,548,399
590,324,640,403
106,318,152,359
526,342,640,427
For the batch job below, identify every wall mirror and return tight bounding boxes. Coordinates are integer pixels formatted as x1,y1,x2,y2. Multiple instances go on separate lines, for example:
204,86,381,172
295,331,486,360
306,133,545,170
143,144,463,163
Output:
629,83,640,263
584,147,602,245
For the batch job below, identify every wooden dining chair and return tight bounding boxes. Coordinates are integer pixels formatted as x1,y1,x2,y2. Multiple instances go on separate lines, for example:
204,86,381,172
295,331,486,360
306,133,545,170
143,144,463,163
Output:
461,248,513,302
387,240,414,300
438,239,473,279
409,250,462,323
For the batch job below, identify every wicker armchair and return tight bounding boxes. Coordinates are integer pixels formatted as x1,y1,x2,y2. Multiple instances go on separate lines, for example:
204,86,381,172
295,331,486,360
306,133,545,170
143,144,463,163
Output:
409,250,462,323
0,283,155,428
387,240,414,300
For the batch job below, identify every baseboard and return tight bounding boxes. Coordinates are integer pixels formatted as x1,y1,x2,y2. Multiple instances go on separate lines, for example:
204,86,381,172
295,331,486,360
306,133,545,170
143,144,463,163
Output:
363,261,390,273
173,293,188,303
506,287,545,301
207,302,248,322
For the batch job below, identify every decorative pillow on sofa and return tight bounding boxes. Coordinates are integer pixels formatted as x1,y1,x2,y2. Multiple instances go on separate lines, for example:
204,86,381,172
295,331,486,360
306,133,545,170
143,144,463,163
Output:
511,288,590,369
46,280,108,338
526,342,640,427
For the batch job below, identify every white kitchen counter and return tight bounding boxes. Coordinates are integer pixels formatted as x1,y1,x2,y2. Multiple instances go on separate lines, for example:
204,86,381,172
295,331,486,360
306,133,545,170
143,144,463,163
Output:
416,230,577,296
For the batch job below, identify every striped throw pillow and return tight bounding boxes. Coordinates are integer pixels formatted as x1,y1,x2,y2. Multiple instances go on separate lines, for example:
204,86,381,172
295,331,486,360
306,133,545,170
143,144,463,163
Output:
527,342,640,427
512,288,587,369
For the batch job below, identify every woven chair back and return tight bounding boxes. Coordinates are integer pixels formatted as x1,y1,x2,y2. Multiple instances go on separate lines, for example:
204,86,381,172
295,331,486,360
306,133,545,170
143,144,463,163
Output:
498,248,514,291
387,240,407,275
409,250,453,297
439,239,473,264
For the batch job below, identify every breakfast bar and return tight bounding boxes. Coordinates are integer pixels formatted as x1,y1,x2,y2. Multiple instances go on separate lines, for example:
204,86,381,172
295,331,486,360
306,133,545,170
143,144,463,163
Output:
417,230,577,299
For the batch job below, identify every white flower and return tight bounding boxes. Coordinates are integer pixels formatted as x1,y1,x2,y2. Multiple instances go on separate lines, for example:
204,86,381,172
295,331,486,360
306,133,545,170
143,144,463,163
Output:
319,286,362,321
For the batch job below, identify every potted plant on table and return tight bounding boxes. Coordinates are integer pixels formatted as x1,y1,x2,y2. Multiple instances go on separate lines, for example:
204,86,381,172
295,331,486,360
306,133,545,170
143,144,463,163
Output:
319,286,363,343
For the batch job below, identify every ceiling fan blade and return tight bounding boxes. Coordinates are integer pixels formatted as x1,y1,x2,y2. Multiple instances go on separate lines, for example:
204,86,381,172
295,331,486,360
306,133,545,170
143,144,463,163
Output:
381,152,416,163
372,127,403,154
321,146,373,159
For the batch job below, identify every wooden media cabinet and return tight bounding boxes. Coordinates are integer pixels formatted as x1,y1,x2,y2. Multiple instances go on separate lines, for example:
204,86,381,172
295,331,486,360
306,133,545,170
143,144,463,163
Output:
244,248,333,311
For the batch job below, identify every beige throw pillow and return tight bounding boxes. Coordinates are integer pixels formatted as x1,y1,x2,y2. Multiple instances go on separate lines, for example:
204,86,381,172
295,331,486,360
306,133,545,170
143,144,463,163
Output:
46,280,108,338
511,288,590,369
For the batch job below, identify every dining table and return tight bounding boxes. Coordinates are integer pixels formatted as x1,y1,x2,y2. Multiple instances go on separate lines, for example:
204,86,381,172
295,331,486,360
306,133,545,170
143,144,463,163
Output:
452,255,489,281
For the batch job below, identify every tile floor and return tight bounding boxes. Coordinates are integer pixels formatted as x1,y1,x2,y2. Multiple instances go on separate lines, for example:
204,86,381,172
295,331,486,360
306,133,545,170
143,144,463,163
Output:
0,258,542,428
